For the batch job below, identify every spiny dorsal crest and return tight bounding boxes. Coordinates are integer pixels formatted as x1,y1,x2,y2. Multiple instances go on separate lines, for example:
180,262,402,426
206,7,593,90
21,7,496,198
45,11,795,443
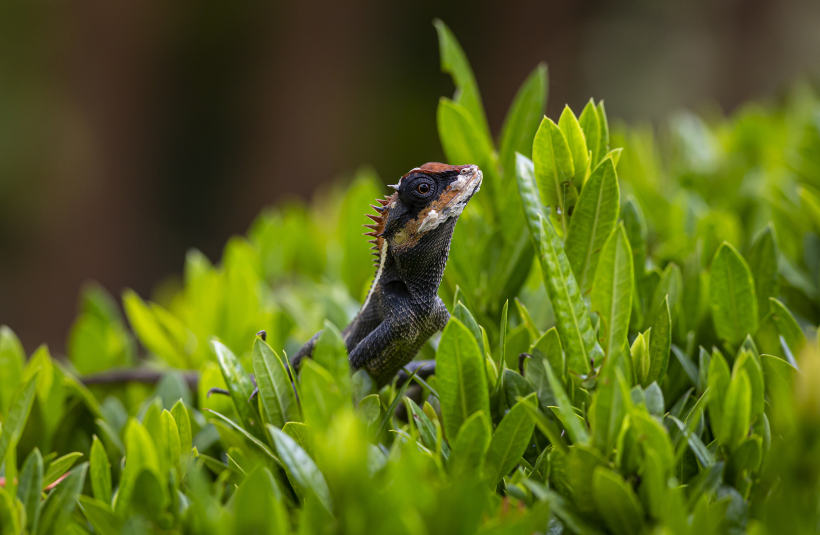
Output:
363,193,397,267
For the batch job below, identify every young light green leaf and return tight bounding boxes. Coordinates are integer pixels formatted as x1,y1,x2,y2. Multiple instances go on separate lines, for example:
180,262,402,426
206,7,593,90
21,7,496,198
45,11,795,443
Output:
0,326,25,418
707,350,731,440
746,225,779,320
18,448,44,533
37,463,87,535
160,410,182,477
484,393,536,485
769,297,806,355
631,331,650,387
78,496,122,535
233,466,288,535
448,411,492,477
596,101,609,163
645,296,671,386
499,64,548,178
433,19,491,144
734,351,764,419
579,99,602,167
212,340,264,440
565,158,620,293
358,394,381,426
533,117,574,219
536,213,602,373
252,336,301,429
515,153,549,243
0,373,38,464
592,467,645,535
170,400,192,456
559,106,589,183
436,318,491,440
592,225,634,358
114,421,160,515
454,301,485,355
268,425,332,514
527,328,565,408
43,452,83,489
544,359,588,444
720,369,752,451
710,243,758,346
90,436,112,505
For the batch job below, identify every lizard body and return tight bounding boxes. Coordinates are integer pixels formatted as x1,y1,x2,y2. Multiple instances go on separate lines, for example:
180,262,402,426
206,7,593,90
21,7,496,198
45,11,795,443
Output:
292,162,482,387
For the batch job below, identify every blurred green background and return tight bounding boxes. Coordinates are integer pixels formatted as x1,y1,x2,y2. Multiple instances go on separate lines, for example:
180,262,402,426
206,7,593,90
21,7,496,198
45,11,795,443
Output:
1,0,820,353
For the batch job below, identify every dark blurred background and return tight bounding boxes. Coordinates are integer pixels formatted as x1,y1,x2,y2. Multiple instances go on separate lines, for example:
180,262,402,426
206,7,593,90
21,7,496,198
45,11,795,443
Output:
2,0,819,353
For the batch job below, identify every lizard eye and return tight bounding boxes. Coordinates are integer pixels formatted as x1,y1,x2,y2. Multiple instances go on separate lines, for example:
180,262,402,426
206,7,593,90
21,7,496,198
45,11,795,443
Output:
417,183,430,194
410,178,435,199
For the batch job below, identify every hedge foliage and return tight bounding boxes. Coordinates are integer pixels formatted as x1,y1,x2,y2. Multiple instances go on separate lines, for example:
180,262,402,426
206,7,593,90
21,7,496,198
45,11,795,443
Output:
1,20,820,535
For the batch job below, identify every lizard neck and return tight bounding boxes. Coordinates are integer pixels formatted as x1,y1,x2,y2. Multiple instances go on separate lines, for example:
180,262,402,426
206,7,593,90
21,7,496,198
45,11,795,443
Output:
385,217,456,301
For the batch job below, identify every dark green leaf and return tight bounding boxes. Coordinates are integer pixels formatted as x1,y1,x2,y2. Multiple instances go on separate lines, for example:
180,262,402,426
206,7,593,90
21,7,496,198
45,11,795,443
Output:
499,64,547,178
746,225,779,321
37,463,87,535
212,340,264,440
533,117,574,219
448,411,491,477
268,425,332,514
18,448,44,533
89,436,112,505
252,336,301,429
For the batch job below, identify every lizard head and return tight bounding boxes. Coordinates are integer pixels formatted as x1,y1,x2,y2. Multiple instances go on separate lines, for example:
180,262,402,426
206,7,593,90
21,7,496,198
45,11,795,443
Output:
363,163,482,264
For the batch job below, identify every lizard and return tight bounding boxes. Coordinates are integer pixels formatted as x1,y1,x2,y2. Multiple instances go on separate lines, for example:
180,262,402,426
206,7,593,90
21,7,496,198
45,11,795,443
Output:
291,162,483,387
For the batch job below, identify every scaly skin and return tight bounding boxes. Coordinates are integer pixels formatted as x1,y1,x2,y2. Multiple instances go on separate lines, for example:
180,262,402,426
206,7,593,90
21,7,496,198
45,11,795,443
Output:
292,162,482,387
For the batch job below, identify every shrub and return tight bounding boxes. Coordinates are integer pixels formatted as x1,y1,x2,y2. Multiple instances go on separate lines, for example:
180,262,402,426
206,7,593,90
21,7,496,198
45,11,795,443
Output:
1,20,819,535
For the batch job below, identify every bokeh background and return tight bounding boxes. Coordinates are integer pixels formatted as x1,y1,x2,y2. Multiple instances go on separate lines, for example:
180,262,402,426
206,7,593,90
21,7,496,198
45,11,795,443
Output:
2,0,820,353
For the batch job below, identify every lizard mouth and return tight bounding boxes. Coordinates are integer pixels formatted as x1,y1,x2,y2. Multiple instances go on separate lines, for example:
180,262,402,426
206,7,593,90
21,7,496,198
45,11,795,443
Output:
417,165,482,233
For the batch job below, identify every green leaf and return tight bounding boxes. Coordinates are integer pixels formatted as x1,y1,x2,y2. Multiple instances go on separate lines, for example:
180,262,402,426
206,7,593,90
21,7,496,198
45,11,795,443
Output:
533,117,575,219
43,452,83,489
448,411,492,477
734,351,764,419
0,326,25,417
78,496,122,535
761,353,798,397
746,225,779,321
433,19,491,144
312,321,349,384
160,410,182,477
631,331,650,386
252,336,301,429
596,101,609,162
90,436,112,505
710,243,758,346
212,340,264,440
268,425,332,514
645,296,671,386
437,98,498,218
591,366,630,456
37,463,87,535
405,398,448,459
769,297,806,355
579,99,602,168
499,64,548,178
0,373,38,464
649,263,682,328
206,409,281,467
498,300,509,371
437,317,491,440
233,466,288,535
559,106,589,183
170,400,192,457
592,467,645,535
358,394,381,426
527,328,565,408
515,154,549,244
707,350,731,441
114,421,161,515
720,369,752,451
536,213,602,373
122,290,189,368
18,448,44,533
565,158,620,293
544,358,588,444
484,393,536,485
592,225,634,358
454,301,485,355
